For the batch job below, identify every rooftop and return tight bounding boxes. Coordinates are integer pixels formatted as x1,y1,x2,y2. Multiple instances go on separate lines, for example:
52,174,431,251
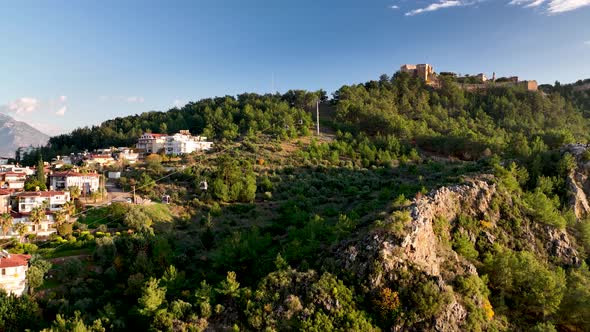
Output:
50,171,100,178
0,254,31,268
14,191,68,198
0,172,27,176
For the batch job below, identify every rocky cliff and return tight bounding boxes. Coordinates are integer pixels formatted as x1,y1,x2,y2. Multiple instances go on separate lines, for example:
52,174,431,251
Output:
564,144,590,219
331,173,582,331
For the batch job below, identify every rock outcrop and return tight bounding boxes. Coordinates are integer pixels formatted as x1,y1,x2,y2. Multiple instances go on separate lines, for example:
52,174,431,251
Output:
333,167,585,330
334,179,496,331
564,144,590,219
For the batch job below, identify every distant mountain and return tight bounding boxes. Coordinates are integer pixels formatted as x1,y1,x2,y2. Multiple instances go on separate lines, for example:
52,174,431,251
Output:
0,113,49,157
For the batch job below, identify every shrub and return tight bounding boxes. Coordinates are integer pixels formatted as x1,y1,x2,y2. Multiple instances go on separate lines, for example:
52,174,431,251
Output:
453,233,479,260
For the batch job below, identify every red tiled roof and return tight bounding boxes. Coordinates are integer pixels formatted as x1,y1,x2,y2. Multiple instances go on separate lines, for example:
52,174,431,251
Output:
0,254,31,268
50,171,100,178
14,191,67,198
142,133,166,138
0,172,26,176
88,154,113,158
0,189,12,196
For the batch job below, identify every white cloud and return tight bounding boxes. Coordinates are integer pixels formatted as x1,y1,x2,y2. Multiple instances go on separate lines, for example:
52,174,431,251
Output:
585,40,590,45
390,5,400,9
405,1,464,16
59,95,67,102
99,95,145,104
125,96,145,103
55,106,67,116
6,97,39,114
405,0,590,16
510,0,590,13
510,0,546,7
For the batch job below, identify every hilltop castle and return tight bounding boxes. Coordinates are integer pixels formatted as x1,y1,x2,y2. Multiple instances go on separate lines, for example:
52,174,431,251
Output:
400,64,435,82
399,64,538,91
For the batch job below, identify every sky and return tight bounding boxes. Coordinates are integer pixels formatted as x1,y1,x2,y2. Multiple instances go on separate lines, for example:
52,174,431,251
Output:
1,0,589,136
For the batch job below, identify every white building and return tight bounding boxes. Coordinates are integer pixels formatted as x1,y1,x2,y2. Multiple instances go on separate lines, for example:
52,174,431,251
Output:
0,165,34,176
0,252,30,296
0,172,26,190
0,189,10,214
49,171,100,194
136,133,167,154
115,148,139,164
0,213,56,238
13,191,71,213
85,154,115,167
164,130,213,155
136,131,213,156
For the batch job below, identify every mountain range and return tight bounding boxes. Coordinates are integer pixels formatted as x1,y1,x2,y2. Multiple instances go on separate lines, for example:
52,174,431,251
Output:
0,113,49,157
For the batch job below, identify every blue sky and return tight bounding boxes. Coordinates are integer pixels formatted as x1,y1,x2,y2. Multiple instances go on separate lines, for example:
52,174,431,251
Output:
1,0,589,135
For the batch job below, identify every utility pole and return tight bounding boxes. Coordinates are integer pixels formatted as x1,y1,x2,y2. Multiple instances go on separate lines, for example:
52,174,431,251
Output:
132,185,136,205
101,171,105,202
316,100,320,136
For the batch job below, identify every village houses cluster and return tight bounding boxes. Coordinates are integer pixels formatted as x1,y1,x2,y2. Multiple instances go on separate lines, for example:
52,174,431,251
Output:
0,130,212,295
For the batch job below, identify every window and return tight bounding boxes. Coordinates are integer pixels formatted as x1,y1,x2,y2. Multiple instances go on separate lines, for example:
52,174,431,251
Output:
1,268,5,276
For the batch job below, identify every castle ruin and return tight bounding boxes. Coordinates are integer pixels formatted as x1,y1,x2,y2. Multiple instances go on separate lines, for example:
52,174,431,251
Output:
399,64,538,91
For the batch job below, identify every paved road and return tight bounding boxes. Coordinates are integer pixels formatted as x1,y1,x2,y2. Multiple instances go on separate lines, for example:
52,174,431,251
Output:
105,179,132,203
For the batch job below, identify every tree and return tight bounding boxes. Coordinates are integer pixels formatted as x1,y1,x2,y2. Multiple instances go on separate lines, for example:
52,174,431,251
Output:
559,264,590,330
145,154,164,174
0,213,13,236
483,248,566,320
28,206,46,234
0,291,42,332
13,222,27,243
53,210,67,228
124,205,153,233
136,173,156,195
90,191,101,203
26,256,51,294
67,186,81,201
212,157,257,203
36,159,46,186
62,201,76,217
138,278,166,316
215,271,240,298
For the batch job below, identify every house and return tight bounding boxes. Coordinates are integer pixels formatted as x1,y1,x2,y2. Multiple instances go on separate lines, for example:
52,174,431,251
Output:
136,131,213,155
12,191,70,213
85,154,115,167
164,130,213,155
136,133,167,154
0,252,31,296
0,189,10,214
0,172,26,190
0,191,70,238
0,157,9,165
49,171,100,194
7,212,56,236
0,165,34,176
51,155,74,168
115,148,139,164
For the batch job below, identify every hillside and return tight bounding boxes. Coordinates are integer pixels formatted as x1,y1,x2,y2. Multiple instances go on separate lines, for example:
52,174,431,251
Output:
0,113,49,157
3,73,590,331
